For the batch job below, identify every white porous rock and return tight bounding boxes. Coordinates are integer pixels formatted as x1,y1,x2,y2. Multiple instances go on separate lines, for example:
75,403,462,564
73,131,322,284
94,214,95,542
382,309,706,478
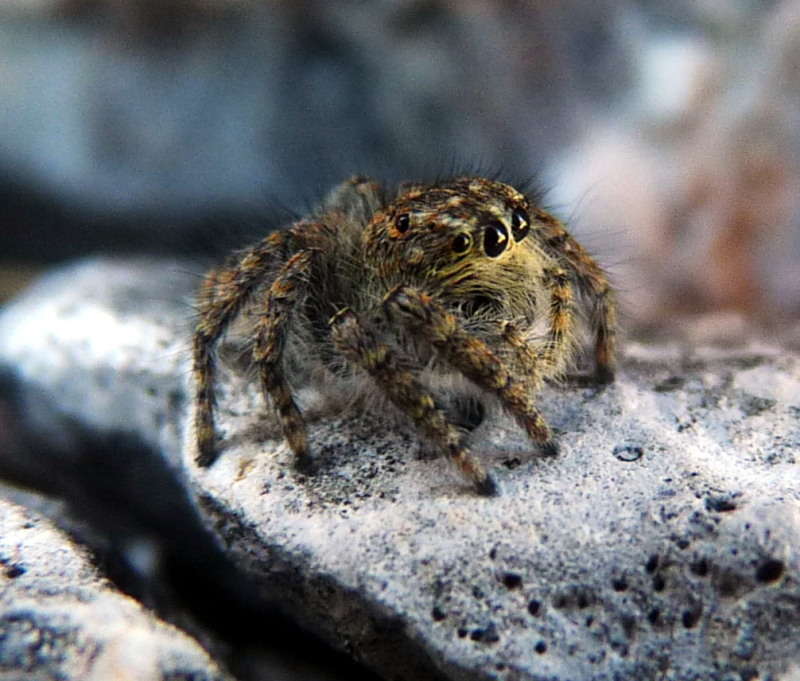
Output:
0,496,230,681
186,333,800,676
1,258,799,680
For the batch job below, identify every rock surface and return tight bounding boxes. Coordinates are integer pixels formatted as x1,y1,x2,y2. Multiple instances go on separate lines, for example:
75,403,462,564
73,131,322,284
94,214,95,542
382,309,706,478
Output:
0,493,230,681
186,335,800,680
1,257,800,680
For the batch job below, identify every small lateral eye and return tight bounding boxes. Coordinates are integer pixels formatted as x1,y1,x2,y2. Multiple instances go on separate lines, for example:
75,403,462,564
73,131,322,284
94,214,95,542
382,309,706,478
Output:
394,213,410,234
483,221,509,257
451,233,471,254
511,208,530,242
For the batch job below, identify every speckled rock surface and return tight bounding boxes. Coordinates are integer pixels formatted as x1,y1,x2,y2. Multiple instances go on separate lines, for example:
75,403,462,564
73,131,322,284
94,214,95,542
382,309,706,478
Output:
0,495,230,681
1,257,799,681
185,336,800,681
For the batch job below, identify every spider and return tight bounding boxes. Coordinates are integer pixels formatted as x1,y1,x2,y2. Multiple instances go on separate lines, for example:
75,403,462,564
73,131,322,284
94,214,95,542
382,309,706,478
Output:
192,175,616,496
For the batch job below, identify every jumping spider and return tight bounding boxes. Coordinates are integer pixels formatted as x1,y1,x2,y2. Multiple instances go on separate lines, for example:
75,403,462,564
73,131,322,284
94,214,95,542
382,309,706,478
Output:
192,175,616,496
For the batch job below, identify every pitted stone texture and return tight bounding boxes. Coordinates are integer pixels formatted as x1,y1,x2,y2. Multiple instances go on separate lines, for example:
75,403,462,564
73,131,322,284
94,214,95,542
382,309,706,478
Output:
1,257,799,680
186,339,800,681
0,496,230,681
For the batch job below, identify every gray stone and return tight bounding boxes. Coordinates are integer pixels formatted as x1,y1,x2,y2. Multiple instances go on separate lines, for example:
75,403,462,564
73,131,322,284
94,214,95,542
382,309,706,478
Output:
2,257,800,680
0,257,196,472
0,257,374,681
185,336,800,680
0,494,230,681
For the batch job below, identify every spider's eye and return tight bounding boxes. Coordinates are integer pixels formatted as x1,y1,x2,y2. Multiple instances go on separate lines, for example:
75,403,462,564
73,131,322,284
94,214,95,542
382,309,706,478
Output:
482,222,509,257
511,208,530,242
451,233,471,254
394,213,410,234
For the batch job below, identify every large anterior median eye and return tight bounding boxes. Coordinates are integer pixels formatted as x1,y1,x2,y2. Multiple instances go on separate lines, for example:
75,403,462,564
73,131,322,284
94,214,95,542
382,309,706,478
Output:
511,208,530,242
483,221,509,257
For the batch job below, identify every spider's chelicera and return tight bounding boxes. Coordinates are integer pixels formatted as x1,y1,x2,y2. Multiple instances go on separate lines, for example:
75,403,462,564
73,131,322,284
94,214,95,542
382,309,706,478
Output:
192,176,616,496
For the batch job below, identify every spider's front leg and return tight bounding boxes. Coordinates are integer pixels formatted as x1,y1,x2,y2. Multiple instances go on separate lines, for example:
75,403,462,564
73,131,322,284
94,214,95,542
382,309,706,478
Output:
384,286,558,457
329,308,497,496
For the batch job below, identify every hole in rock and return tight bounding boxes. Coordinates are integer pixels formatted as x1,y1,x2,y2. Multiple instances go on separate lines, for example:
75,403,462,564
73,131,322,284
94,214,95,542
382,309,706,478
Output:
682,606,702,629
613,444,643,462
755,559,784,584
470,623,500,644
501,572,523,590
4,565,25,579
535,640,547,654
705,494,738,512
527,599,541,616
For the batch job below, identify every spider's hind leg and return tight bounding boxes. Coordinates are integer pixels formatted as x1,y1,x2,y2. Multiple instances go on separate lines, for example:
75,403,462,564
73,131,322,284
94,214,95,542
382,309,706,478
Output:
252,250,316,472
193,231,295,467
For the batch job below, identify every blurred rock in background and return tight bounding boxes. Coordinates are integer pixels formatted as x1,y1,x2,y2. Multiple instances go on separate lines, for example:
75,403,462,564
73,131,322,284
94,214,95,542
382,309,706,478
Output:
2,0,797,326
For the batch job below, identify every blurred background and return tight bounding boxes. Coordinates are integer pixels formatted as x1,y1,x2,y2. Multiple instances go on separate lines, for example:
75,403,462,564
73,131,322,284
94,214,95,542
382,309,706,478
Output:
2,0,800,334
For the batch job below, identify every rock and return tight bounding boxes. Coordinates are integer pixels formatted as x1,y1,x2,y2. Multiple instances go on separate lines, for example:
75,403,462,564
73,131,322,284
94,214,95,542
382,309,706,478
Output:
0,494,230,681
185,337,800,680
2,257,800,680
0,257,379,681
0,257,195,472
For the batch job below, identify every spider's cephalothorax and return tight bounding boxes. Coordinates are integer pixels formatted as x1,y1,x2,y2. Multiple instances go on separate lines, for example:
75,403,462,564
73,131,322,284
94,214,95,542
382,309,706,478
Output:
192,176,616,496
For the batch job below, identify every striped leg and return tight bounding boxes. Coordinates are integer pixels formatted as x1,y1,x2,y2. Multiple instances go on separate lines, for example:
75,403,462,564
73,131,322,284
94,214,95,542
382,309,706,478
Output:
384,286,558,457
252,251,315,471
535,210,617,383
330,308,497,496
193,231,293,467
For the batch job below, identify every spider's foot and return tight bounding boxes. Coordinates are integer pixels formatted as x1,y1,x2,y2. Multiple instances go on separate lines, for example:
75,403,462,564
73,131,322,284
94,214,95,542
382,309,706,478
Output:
196,438,220,468
539,440,559,458
594,364,615,385
294,453,318,476
451,446,497,497
474,473,498,497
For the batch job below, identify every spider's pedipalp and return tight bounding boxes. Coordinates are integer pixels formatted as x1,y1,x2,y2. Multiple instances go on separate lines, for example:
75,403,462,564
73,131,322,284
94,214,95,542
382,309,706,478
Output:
329,307,497,496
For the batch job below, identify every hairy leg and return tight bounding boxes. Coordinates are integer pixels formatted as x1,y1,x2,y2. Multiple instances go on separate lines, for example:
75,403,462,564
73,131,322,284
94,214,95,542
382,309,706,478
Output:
252,250,315,471
329,308,497,496
384,286,558,456
193,231,294,467
534,209,617,383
